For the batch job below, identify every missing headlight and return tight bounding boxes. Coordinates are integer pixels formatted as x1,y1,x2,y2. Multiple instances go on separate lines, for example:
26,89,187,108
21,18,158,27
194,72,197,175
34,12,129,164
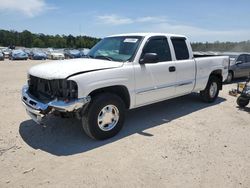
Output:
28,75,78,102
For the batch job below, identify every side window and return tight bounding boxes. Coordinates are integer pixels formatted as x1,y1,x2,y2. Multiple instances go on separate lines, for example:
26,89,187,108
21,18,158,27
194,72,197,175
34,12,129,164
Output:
142,37,171,62
171,38,189,60
237,55,246,63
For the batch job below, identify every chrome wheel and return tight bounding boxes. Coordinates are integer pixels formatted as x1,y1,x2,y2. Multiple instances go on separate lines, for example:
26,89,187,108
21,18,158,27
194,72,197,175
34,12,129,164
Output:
97,105,119,131
209,82,218,98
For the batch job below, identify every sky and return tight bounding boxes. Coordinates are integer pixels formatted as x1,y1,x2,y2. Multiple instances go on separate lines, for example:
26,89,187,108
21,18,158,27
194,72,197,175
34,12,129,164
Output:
0,0,249,42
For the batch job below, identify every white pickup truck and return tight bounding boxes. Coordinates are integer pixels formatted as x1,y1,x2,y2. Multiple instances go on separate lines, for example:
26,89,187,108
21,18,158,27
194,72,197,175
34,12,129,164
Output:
22,33,229,140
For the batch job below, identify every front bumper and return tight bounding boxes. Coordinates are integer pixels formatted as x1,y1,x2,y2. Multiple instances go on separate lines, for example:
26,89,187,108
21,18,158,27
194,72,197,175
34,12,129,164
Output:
21,85,90,124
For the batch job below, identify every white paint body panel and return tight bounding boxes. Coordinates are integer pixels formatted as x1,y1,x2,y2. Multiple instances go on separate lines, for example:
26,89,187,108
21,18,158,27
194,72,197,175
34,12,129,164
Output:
27,33,229,109
29,59,123,79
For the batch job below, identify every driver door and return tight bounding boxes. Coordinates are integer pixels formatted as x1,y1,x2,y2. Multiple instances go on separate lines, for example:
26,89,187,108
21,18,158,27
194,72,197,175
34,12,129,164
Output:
235,55,247,78
134,36,176,106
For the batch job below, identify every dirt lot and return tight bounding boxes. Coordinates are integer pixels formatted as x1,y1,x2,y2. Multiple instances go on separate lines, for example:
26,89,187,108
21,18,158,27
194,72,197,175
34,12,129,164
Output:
0,59,249,188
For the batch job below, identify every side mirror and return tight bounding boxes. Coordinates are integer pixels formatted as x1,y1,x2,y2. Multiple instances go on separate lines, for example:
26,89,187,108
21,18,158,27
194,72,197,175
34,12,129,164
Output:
236,61,243,65
139,53,159,64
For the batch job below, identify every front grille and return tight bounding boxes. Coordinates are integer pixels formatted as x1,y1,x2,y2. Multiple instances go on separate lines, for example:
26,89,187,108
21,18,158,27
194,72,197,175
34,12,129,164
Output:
28,75,78,103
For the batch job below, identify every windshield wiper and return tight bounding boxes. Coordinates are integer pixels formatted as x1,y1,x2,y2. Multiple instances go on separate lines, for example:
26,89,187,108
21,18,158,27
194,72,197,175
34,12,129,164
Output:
94,55,114,61
85,54,94,59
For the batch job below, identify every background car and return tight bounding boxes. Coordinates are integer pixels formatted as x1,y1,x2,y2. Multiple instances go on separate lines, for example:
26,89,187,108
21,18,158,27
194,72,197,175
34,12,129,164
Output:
79,48,90,57
0,51,4,60
9,49,28,60
2,48,12,59
30,50,47,60
223,52,250,82
47,49,65,60
24,49,32,59
64,49,81,59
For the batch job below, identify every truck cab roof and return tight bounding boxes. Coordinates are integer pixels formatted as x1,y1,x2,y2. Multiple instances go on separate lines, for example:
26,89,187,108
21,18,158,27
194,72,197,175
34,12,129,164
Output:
108,33,187,39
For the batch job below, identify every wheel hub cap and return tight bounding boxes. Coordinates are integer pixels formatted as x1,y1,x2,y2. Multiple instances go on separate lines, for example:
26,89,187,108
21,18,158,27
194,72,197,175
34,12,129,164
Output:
97,105,119,131
209,82,218,98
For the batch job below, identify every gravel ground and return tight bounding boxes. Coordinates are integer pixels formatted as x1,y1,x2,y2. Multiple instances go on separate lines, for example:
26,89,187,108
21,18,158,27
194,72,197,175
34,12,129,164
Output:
0,59,249,188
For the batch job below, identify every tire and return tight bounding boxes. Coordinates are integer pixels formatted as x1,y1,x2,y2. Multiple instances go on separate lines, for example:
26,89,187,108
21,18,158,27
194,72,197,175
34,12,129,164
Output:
200,75,220,103
82,93,126,140
226,71,233,83
237,96,249,108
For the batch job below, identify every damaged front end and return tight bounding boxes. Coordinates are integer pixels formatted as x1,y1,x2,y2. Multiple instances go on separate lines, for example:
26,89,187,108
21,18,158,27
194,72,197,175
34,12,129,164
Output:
21,75,90,124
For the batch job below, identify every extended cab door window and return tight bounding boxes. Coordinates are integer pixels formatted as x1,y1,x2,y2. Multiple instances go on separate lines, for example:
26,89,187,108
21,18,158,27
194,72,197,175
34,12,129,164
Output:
171,38,189,60
141,37,172,62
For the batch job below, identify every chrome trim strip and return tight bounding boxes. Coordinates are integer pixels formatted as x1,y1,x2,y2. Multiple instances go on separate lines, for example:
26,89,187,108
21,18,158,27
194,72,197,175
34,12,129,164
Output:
136,81,194,95
177,81,193,87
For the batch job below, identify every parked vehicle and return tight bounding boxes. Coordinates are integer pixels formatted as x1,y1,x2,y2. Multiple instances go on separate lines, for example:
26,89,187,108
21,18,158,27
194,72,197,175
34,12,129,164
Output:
2,48,12,59
64,49,81,59
236,76,250,108
47,50,65,60
9,50,28,60
22,33,229,140
0,51,4,60
223,53,250,83
80,48,90,57
24,49,32,59
30,50,47,60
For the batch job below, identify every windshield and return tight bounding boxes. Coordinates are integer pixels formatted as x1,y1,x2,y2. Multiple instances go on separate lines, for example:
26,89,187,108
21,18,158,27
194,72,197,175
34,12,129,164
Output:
88,36,142,62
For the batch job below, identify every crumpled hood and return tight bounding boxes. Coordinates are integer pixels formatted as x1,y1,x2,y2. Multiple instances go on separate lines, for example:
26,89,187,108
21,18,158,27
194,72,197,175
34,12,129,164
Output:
29,58,123,79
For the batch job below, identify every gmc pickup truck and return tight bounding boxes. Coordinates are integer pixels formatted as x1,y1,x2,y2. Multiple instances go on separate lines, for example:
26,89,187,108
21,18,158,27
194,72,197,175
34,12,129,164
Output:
22,33,229,140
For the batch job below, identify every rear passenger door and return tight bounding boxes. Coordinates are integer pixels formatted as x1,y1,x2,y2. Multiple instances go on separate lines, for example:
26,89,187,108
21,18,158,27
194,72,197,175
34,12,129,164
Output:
171,38,196,95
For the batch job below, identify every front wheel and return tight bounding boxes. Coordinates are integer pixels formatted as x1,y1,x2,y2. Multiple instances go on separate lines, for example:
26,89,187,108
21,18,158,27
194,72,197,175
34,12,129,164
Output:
200,76,220,103
82,93,126,140
237,96,249,108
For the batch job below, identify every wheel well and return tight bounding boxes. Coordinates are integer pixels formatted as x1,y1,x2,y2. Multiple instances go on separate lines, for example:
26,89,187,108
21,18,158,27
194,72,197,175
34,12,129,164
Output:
210,70,223,90
229,70,234,77
89,85,130,109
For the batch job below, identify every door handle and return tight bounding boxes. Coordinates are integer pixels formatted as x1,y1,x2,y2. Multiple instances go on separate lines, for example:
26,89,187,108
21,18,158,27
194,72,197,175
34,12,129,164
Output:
169,66,176,72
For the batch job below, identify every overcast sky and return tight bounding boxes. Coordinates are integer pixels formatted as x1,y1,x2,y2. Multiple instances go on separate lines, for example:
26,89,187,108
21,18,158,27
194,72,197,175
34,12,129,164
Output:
0,0,249,42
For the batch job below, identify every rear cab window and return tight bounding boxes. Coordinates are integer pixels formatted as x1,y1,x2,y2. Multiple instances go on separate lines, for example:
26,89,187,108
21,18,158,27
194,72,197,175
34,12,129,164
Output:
171,37,190,60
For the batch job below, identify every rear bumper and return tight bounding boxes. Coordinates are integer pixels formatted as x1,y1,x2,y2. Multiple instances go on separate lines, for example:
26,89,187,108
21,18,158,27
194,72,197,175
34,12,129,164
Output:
33,56,47,60
21,85,91,124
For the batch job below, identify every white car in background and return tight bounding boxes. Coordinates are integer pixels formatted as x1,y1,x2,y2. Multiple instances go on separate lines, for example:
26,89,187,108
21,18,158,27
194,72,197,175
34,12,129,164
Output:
47,49,65,60
2,48,12,59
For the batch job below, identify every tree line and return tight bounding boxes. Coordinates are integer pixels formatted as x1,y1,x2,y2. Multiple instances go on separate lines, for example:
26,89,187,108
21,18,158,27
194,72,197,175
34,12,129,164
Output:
192,41,250,52
0,29,100,49
0,29,250,52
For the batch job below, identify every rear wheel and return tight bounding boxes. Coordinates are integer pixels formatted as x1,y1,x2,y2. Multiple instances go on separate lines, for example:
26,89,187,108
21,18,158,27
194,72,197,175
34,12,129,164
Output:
226,71,233,83
82,93,126,140
237,96,249,108
200,75,220,103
